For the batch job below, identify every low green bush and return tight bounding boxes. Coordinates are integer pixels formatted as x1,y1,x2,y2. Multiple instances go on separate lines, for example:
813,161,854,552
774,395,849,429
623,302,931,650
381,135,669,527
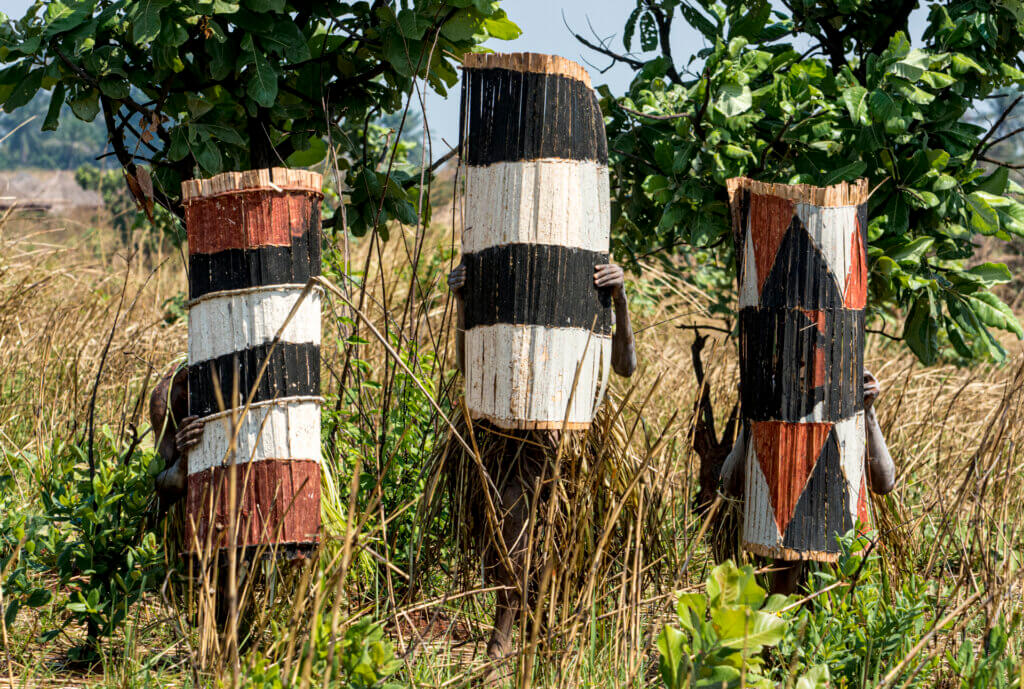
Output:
3,427,164,660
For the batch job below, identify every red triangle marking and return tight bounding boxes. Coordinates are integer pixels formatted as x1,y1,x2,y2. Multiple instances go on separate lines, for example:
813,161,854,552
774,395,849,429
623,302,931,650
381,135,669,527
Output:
844,220,868,309
752,421,833,535
857,471,870,529
749,193,795,296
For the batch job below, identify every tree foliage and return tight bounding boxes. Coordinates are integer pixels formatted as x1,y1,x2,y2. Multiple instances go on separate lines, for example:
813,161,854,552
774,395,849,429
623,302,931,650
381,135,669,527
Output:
591,0,1024,363
0,0,519,235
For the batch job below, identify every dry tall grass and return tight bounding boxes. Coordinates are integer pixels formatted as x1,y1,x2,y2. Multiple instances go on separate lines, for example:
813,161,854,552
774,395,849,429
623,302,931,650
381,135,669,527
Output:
0,191,1022,688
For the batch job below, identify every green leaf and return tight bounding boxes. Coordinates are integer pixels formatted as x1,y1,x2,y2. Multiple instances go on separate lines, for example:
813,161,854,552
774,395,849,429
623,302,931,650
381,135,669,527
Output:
242,36,280,107
396,8,428,40
715,82,752,117
822,161,867,185
678,4,717,40
951,53,985,75
168,126,190,161
243,0,285,11
842,86,869,125
714,609,788,652
657,625,686,689
639,12,658,51
964,263,1012,286
286,136,328,167
42,82,66,131
25,589,51,607
967,192,1000,235
975,166,1009,195
796,664,831,689
3,68,43,112
483,12,520,40
441,10,483,41
868,90,899,122
970,291,1024,338
262,21,311,62
192,123,245,148
132,0,170,44
69,88,100,121
193,137,223,175
904,294,939,364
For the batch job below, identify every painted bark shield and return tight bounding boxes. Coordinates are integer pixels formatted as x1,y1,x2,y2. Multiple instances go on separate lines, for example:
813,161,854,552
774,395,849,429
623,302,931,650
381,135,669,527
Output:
727,178,869,562
181,168,323,557
459,52,612,430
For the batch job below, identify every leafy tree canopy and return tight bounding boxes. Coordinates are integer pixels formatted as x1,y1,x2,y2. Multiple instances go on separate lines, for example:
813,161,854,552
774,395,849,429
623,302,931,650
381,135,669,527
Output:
590,0,1024,363
0,0,519,236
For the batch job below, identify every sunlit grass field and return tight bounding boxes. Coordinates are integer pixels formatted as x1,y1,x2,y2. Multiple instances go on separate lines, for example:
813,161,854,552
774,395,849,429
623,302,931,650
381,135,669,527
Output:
0,202,1021,688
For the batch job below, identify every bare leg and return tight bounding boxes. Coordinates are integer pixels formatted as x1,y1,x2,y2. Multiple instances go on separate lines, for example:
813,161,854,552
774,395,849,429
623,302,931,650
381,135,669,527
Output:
487,587,520,660
485,480,531,660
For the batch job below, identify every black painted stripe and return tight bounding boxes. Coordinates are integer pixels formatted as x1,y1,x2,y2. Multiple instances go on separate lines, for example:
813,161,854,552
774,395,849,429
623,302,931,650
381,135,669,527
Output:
188,228,321,300
462,243,612,333
459,68,608,166
782,429,853,553
739,307,863,422
758,214,844,311
189,341,320,419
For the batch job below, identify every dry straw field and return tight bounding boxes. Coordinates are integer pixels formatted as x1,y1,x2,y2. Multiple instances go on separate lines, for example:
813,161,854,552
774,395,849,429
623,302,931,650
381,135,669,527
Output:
0,196,1021,688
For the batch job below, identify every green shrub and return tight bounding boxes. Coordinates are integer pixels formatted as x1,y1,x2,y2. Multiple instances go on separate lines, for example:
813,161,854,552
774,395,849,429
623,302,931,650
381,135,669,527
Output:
778,532,933,687
658,559,829,689
0,473,53,630
244,617,402,689
35,427,164,658
321,329,446,587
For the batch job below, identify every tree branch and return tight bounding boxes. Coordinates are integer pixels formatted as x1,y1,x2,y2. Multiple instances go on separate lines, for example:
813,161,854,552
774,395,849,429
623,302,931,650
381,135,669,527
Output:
972,95,1024,163
980,155,1024,170
573,32,645,71
692,65,712,141
645,0,682,84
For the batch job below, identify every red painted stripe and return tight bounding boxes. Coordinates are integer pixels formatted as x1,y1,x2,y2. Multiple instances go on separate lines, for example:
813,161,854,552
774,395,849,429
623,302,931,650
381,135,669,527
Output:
856,471,870,528
748,193,795,297
752,421,832,535
185,459,320,553
844,219,868,309
186,190,319,255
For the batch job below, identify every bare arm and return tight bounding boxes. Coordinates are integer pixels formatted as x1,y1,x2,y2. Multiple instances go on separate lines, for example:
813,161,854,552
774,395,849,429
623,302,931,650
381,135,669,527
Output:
152,367,203,505
864,370,895,494
448,263,466,375
595,263,637,378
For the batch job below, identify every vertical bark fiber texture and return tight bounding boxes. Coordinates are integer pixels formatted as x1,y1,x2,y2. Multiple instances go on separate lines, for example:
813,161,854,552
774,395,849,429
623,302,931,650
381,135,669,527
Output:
182,168,323,556
459,52,612,430
727,177,870,562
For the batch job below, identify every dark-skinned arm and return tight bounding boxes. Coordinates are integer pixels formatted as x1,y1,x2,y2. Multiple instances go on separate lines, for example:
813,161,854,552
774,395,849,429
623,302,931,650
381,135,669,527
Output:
448,263,467,375
595,263,637,378
864,370,896,494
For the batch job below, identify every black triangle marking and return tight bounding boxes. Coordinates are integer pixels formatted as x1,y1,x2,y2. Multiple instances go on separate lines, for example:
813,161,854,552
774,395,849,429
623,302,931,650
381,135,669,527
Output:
759,215,844,310
781,428,853,553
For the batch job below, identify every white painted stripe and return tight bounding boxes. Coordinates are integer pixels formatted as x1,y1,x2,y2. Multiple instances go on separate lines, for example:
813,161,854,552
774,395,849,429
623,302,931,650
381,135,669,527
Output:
188,398,321,475
795,203,856,299
188,287,321,364
743,441,781,549
462,160,610,254
465,324,611,428
835,412,866,522
738,225,760,308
